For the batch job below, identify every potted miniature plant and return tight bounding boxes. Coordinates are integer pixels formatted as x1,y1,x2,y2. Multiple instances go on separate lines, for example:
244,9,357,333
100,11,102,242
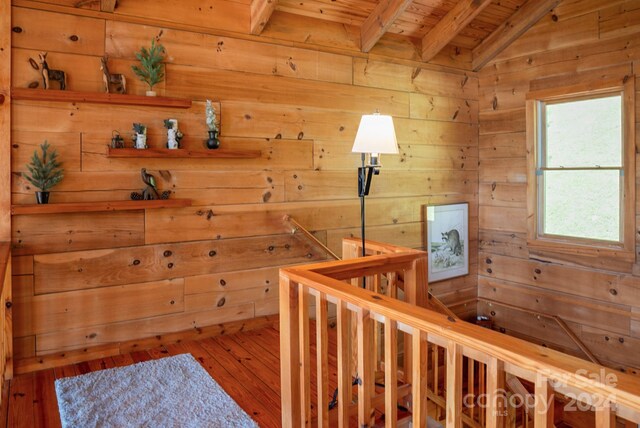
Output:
131,38,166,96
22,141,64,204
205,99,220,149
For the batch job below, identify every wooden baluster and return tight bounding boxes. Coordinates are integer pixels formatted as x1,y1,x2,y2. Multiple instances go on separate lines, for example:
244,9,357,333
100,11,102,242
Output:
468,358,475,422
486,358,505,428
595,401,616,428
315,292,329,428
534,374,554,428
384,318,398,428
299,284,311,427
357,307,375,427
412,328,428,428
337,299,351,428
479,363,486,426
446,341,463,428
279,275,301,428
433,344,442,420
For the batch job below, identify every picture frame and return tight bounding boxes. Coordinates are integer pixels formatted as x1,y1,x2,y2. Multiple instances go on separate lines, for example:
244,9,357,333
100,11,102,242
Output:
425,202,469,282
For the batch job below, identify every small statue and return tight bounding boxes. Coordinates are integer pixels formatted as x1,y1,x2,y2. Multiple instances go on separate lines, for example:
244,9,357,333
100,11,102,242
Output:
38,52,66,90
132,123,147,149
163,119,183,149
130,168,171,200
205,100,220,149
100,56,127,94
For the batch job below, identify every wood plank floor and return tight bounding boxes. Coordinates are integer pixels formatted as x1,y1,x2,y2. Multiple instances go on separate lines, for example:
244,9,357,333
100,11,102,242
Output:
3,321,306,428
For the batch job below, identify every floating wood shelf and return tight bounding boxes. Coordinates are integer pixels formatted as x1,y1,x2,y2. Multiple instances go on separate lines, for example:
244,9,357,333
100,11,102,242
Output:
107,147,262,158
11,88,192,109
11,199,192,215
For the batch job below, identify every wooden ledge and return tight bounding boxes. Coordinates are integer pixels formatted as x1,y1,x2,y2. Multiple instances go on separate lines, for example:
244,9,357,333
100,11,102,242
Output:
11,88,192,108
11,199,192,215
107,147,262,158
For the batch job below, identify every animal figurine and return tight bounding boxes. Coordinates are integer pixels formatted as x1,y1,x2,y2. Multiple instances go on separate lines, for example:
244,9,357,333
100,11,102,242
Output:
130,168,171,200
441,229,463,256
100,56,126,94
38,52,66,90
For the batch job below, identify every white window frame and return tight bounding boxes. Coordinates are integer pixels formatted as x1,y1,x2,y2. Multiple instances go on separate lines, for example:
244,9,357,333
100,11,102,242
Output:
525,77,635,261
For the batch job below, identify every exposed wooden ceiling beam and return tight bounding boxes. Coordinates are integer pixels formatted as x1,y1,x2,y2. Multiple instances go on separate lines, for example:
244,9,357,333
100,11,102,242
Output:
250,0,277,35
421,0,493,63
360,0,414,53
100,0,116,12
472,0,561,71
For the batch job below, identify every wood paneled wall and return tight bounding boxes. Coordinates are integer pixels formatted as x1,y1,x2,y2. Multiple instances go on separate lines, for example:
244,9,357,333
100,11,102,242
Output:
478,0,640,372
9,1,478,371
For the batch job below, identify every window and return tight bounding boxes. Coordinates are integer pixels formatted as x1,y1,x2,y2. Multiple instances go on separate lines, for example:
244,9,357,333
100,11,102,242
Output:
526,78,635,260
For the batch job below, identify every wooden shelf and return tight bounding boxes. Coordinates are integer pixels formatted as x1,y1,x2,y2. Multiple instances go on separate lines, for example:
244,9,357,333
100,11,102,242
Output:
11,199,192,215
107,147,262,158
11,88,192,109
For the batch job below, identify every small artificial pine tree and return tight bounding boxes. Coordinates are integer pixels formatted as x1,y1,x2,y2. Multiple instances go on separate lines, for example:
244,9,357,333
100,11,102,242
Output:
131,38,166,92
23,141,64,192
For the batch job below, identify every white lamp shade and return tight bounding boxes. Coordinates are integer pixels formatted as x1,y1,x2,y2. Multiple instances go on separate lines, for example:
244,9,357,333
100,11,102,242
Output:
351,114,399,154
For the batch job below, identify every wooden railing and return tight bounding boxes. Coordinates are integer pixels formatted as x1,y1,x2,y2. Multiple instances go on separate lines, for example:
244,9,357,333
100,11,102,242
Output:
279,238,640,427
0,242,12,401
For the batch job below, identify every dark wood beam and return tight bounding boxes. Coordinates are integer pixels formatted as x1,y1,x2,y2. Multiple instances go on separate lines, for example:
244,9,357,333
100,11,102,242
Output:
472,0,561,71
100,0,116,12
360,0,413,53
421,0,492,62
250,0,277,35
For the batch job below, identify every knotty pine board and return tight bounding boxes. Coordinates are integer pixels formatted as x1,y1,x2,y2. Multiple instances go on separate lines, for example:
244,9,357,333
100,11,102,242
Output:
478,277,632,335
34,234,325,293
478,230,529,259
35,303,255,354
478,183,526,208
478,132,526,159
11,255,33,275
184,266,280,295
105,20,354,85
11,8,105,56
409,93,479,123
313,140,478,171
12,131,81,172
15,278,184,336
145,196,479,245
12,211,144,256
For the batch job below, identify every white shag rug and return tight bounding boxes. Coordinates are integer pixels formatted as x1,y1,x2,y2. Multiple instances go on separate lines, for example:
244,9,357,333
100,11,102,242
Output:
55,353,258,428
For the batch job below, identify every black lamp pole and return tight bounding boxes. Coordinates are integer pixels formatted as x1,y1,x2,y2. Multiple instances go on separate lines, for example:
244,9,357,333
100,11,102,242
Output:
357,153,378,288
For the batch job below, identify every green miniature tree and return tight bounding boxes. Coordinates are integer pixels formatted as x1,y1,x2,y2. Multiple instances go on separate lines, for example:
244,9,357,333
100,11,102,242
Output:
22,141,64,192
131,38,166,93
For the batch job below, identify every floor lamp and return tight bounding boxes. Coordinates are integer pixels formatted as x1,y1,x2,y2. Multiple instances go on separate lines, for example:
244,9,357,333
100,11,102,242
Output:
351,112,399,272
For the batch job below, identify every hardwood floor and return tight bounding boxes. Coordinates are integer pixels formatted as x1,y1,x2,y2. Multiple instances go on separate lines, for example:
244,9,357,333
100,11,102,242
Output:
3,322,296,428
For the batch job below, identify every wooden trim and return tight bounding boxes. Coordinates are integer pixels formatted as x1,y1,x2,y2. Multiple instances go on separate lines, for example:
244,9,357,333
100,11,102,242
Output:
0,0,10,241
107,147,261,159
472,0,561,71
411,329,427,427
279,275,302,428
250,0,277,35
446,340,463,428
336,300,350,428
357,307,375,427
525,77,636,263
421,0,492,62
315,293,329,428
384,318,397,428
360,0,413,53
486,358,505,428
11,199,192,215
595,401,616,428
534,374,554,427
298,284,311,427
11,88,192,108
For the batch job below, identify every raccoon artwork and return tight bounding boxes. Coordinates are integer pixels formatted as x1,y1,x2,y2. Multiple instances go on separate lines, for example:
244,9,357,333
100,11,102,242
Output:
441,229,462,256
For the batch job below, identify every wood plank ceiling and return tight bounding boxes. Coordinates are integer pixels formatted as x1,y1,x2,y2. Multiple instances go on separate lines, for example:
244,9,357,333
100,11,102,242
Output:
249,0,562,70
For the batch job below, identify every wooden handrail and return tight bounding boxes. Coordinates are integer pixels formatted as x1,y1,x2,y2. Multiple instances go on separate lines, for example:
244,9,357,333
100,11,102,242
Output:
280,240,640,427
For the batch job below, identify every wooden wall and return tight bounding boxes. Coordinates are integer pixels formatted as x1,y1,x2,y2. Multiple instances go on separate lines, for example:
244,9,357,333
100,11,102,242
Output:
478,0,640,372
9,1,478,371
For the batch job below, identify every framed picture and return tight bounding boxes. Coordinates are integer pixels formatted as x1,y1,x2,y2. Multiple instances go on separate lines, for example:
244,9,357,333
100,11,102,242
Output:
425,203,469,282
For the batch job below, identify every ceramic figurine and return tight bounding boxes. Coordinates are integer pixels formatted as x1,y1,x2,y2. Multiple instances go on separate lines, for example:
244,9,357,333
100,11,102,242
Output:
205,100,220,149
130,168,171,200
163,119,183,149
132,123,147,149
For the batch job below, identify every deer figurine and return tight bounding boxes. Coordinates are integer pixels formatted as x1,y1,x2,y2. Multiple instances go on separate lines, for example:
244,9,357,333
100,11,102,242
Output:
100,56,127,94
38,52,66,90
